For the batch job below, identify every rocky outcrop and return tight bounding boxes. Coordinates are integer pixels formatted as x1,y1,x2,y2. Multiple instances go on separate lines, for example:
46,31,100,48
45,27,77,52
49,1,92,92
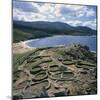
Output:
13,44,97,99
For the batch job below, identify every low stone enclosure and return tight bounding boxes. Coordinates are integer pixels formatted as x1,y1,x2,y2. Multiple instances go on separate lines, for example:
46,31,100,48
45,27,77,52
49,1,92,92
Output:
13,44,97,99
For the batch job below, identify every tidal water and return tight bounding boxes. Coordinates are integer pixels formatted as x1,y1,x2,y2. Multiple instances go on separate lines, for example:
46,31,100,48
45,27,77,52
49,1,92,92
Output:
26,35,96,52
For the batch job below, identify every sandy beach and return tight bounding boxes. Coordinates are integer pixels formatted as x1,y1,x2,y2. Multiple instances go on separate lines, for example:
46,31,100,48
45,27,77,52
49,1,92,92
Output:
13,41,34,54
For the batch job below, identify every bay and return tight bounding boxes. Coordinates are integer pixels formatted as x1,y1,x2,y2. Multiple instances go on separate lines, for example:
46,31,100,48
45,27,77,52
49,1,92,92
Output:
26,35,96,52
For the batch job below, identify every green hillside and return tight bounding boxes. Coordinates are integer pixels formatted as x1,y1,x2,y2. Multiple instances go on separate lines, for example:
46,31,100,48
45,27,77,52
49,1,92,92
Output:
13,21,97,43
13,27,51,43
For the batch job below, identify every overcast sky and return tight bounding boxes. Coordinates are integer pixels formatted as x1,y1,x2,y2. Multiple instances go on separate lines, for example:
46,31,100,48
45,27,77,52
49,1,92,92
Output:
13,1,97,30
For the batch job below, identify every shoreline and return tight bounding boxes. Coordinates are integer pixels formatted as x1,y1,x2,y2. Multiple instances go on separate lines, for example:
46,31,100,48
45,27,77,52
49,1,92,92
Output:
13,41,35,54
13,35,96,54
19,34,96,44
13,40,96,54
21,34,96,48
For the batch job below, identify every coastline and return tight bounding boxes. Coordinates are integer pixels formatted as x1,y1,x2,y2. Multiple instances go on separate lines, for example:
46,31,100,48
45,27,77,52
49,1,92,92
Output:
13,35,96,54
13,41,35,54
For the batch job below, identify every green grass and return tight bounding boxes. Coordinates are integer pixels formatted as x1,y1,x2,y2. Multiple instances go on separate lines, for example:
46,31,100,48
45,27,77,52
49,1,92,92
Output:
63,72,74,78
62,61,76,65
34,72,47,81
13,51,35,72
49,65,59,72
78,61,96,67
30,68,42,75
51,73,61,79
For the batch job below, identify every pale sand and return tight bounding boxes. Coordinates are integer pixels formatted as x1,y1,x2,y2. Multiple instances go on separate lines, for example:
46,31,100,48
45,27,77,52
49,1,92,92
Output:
13,41,35,54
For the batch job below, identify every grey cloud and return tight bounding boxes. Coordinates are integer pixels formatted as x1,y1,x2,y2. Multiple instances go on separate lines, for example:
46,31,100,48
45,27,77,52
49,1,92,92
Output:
59,6,77,18
60,6,71,15
13,1,39,13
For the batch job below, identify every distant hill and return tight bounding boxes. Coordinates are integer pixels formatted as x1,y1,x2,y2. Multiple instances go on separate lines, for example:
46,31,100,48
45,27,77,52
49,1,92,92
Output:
13,21,97,43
